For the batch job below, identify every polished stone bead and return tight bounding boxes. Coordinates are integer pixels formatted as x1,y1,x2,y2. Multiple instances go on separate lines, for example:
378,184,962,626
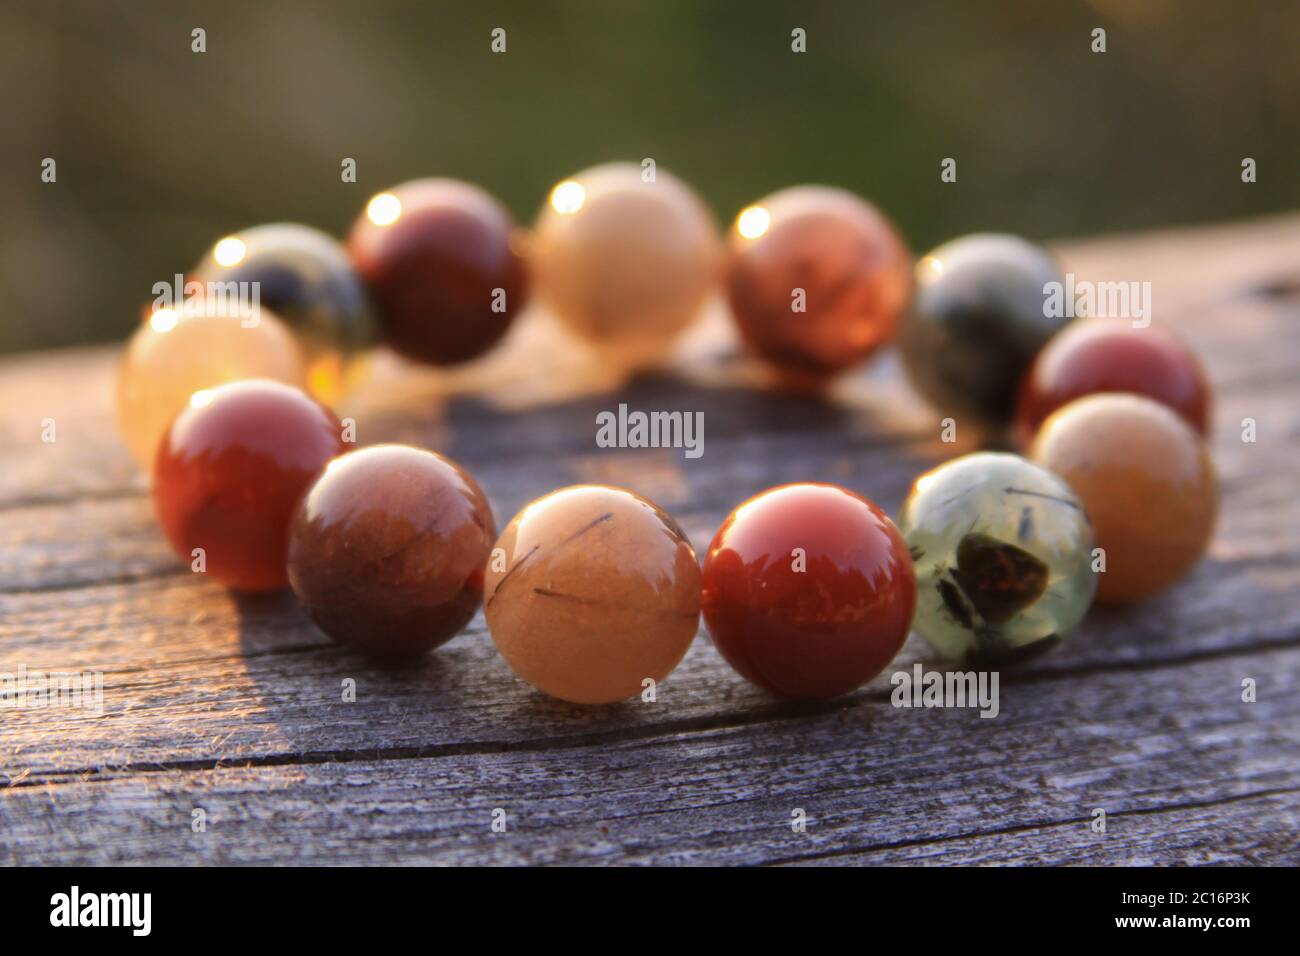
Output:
116,301,307,471
901,234,1067,425
725,186,911,383
348,178,528,366
190,223,377,402
1014,317,1211,448
531,163,721,366
1030,394,1217,605
701,483,916,700
484,485,701,704
898,452,1097,664
153,380,345,592
287,445,496,657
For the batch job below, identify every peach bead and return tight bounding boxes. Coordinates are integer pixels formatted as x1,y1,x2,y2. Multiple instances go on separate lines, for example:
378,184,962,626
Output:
116,302,307,471
1030,393,1218,605
531,163,721,366
484,485,701,704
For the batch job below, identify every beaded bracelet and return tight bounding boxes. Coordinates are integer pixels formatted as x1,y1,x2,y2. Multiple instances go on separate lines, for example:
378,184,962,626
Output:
118,160,1218,705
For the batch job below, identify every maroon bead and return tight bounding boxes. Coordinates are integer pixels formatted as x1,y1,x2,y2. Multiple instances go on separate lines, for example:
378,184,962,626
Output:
153,380,345,592
347,179,528,366
701,483,916,700
287,444,496,657
1015,318,1211,448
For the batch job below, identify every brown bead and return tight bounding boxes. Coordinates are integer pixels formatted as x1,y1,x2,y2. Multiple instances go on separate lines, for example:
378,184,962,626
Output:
347,179,528,366
484,485,701,705
287,445,496,657
725,186,911,383
1030,393,1218,605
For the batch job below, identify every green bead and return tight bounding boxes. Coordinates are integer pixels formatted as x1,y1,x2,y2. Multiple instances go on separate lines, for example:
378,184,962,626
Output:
898,452,1097,665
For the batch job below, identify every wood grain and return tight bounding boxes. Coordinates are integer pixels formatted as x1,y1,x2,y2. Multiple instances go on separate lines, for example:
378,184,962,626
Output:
2,215,1298,865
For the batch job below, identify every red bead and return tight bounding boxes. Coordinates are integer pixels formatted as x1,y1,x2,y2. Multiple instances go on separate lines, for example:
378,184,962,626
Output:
725,187,911,384
153,380,345,591
347,179,528,366
287,445,496,657
701,483,916,700
1014,318,1211,448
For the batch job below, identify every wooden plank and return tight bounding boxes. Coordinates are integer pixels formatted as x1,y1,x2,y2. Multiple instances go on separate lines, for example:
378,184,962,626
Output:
2,214,1299,864
1,646,1296,865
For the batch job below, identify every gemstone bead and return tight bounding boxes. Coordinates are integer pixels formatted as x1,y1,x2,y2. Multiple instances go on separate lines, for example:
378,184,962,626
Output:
531,163,721,366
348,179,528,366
1014,317,1211,448
116,301,306,471
1030,393,1217,605
287,445,496,656
153,380,346,591
901,234,1067,425
484,485,701,705
190,223,377,402
898,452,1097,664
701,483,916,699
725,186,911,383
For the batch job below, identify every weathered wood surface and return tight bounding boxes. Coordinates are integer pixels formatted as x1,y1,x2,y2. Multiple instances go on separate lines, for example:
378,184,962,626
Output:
1,215,1298,865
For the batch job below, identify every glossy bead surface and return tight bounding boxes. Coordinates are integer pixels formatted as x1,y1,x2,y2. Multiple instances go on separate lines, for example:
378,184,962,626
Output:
898,452,1097,665
348,178,527,366
701,483,916,700
531,163,721,365
484,485,701,705
901,234,1067,425
287,445,496,657
153,380,345,592
1030,394,1217,605
1014,318,1211,448
725,186,911,383
116,302,307,471
190,223,377,402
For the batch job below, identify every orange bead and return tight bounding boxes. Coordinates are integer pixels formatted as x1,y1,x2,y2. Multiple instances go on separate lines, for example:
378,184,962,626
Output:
532,163,721,366
484,485,701,704
726,186,911,383
116,302,306,471
1030,393,1217,605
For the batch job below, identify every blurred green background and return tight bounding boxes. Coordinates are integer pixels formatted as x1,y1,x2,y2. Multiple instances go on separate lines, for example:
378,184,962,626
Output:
2,0,1296,354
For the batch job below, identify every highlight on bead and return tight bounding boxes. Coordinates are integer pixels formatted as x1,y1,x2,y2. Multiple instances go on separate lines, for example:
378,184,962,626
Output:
549,180,586,215
365,192,402,226
735,205,770,240
212,236,247,267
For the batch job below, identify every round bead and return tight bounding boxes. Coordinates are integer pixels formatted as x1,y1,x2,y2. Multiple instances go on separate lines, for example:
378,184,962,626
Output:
531,163,721,365
725,186,911,383
347,179,527,366
897,452,1097,665
153,380,345,592
701,483,915,700
901,233,1067,425
287,445,496,657
1014,318,1211,448
190,223,377,402
116,302,307,471
1030,394,1217,605
484,485,701,705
